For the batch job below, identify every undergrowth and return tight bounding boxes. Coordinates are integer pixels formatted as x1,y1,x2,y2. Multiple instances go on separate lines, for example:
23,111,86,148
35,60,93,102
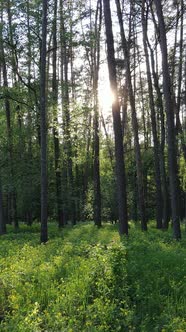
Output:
0,222,186,331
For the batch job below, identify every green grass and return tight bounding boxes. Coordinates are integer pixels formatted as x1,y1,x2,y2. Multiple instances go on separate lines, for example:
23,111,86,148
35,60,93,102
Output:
0,222,186,331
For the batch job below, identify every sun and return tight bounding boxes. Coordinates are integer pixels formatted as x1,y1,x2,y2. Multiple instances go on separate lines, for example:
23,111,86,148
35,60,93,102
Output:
98,85,115,116
98,62,115,117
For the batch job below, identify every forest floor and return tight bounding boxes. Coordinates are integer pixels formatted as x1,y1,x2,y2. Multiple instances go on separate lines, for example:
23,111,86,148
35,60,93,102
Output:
0,221,186,332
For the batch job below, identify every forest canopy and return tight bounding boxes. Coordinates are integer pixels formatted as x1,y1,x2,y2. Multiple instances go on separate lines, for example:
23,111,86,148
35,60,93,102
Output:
0,0,185,241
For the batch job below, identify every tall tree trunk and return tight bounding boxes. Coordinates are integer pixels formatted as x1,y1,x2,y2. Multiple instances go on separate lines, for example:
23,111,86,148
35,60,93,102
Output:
142,1,162,229
26,0,33,226
93,0,102,227
60,2,76,225
52,0,64,228
40,0,48,243
0,12,17,228
154,0,181,239
149,5,170,228
115,0,147,231
148,43,170,229
103,0,128,235
175,0,186,160
7,0,17,83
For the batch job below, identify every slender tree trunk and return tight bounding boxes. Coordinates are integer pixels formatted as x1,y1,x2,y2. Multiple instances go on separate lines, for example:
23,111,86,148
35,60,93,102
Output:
149,44,169,229
7,0,17,83
154,0,181,239
103,0,128,235
59,0,67,224
0,13,17,228
26,0,33,226
52,0,64,228
115,0,147,231
170,2,179,85
148,8,170,228
142,1,162,229
60,3,76,225
175,0,186,160
40,0,48,243
93,0,102,227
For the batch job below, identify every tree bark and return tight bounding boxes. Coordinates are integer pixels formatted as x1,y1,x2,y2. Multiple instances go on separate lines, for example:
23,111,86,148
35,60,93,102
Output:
93,0,102,227
175,0,186,160
149,4,170,228
115,0,147,231
154,0,181,239
103,0,128,235
52,0,64,228
40,0,48,243
142,0,163,229
0,11,17,228
60,3,76,225
148,42,170,229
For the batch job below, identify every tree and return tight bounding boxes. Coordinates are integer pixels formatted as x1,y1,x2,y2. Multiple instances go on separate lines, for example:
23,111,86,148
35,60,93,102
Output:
0,7,17,228
141,0,162,229
93,0,102,227
175,0,186,160
52,0,64,228
40,0,48,243
115,0,147,231
103,0,128,235
154,0,181,239
148,2,170,228
60,1,76,225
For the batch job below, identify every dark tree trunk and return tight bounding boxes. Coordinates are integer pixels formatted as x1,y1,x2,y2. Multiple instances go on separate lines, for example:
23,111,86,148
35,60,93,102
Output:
93,0,102,227
7,0,17,83
52,0,64,228
0,14,17,229
115,0,147,231
142,1,162,229
40,0,48,243
175,0,186,160
103,0,128,235
147,6,170,228
61,7,76,225
148,43,170,229
26,0,33,226
154,0,181,239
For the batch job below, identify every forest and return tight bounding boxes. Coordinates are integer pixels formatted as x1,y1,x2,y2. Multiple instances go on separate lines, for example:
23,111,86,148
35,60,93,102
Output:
0,0,186,331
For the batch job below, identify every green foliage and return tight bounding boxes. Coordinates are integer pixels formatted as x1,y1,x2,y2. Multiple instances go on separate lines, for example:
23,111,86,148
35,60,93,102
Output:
0,223,132,331
179,156,186,191
100,146,117,222
82,184,94,220
123,225,186,331
0,223,186,331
